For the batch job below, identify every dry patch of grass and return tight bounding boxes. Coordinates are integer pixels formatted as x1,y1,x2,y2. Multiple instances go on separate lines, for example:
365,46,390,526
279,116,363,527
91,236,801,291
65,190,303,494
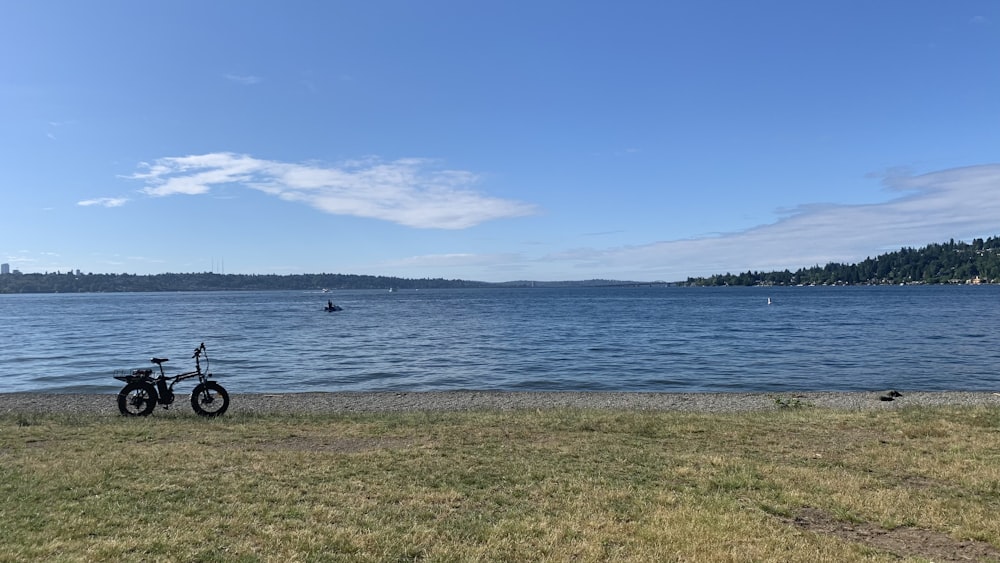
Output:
787,506,1000,562
1,407,999,562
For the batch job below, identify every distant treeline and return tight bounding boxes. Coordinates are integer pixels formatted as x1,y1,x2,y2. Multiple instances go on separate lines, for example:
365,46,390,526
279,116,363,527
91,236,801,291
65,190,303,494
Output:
6,237,997,293
0,272,492,294
0,271,630,294
687,237,1000,286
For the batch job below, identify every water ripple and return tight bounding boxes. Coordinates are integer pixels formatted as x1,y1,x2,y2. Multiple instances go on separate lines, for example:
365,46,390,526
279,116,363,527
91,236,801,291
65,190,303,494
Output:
2,286,1000,393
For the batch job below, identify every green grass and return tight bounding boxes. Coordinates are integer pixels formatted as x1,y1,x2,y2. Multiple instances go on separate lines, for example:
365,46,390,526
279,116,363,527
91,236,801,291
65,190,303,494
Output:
2,407,999,562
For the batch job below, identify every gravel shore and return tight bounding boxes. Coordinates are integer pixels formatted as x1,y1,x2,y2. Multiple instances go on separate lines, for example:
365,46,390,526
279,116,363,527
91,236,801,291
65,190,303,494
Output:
1,390,998,416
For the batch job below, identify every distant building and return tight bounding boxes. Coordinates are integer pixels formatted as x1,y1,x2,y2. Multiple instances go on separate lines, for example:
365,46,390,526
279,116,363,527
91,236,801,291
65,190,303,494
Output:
1,263,8,275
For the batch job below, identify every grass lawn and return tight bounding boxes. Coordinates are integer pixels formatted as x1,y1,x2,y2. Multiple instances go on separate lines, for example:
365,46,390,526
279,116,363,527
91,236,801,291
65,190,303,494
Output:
2,406,999,562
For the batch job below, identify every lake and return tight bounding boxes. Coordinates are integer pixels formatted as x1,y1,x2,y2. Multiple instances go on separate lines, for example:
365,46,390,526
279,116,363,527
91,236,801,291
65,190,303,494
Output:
1,286,998,394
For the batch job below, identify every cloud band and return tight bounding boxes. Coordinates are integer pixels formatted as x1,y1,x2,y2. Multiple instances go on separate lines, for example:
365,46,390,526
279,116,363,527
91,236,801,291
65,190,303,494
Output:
126,152,537,229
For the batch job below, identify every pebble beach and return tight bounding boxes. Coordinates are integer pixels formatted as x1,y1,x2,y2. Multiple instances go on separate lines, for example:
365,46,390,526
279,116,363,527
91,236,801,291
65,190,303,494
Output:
2,390,999,416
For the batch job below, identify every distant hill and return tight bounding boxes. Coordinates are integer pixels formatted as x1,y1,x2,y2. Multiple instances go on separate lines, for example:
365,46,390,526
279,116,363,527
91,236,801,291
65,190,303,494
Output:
491,279,642,288
0,272,489,294
0,271,639,294
5,237,996,293
686,237,1000,286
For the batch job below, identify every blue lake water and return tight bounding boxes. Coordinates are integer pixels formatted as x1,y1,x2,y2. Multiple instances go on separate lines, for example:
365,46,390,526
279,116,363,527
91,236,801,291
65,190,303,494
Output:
1,286,999,394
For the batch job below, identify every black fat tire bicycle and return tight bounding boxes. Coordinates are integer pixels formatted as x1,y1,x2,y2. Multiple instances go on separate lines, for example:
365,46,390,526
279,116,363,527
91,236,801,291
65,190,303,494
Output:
115,343,230,417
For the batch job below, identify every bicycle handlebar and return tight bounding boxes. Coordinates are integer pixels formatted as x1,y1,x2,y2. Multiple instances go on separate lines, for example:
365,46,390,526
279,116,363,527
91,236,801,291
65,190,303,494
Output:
192,342,206,358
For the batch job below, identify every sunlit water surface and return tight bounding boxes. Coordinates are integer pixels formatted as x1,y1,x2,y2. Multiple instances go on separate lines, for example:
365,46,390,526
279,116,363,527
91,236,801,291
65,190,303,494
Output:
2,286,998,393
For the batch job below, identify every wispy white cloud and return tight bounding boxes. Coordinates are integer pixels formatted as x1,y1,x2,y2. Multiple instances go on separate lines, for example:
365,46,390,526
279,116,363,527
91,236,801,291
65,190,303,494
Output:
127,152,538,229
46,119,76,140
387,252,524,269
224,73,262,85
369,251,533,280
78,197,129,208
535,164,1000,280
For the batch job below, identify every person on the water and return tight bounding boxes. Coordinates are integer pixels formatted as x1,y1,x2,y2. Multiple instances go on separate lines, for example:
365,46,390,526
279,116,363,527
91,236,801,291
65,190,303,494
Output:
327,300,334,310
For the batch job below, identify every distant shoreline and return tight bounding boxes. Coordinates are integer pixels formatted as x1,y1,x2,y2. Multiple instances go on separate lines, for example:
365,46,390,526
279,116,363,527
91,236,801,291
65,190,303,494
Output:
5,237,1000,293
2,390,998,416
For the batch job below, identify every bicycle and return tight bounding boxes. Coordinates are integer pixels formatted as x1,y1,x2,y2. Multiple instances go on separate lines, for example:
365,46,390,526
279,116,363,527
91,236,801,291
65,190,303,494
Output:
114,342,230,417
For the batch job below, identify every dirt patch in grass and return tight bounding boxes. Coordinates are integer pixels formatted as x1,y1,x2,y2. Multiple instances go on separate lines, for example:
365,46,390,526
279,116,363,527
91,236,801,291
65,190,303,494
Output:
787,507,1000,562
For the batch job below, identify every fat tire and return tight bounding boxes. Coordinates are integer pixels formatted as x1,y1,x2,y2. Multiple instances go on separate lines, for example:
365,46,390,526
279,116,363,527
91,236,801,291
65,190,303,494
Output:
191,381,229,417
117,382,157,416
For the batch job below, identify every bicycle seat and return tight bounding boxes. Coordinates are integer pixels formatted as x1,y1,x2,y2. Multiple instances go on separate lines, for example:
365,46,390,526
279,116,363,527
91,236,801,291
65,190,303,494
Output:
150,357,169,365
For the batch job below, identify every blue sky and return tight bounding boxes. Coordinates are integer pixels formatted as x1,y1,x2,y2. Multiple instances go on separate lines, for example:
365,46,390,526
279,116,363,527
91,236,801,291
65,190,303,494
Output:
2,1,998,282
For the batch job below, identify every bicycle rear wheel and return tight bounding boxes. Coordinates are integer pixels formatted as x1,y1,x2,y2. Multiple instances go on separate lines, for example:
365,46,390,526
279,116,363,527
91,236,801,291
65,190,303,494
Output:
117,382,157,416
191,381,229,417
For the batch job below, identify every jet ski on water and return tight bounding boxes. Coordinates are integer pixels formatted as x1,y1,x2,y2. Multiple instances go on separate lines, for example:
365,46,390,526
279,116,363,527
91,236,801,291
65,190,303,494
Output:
324,300,343,312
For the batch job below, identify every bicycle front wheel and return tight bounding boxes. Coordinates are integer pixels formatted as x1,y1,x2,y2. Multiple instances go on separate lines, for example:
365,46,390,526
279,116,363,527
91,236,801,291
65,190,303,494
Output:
190,381,229,417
